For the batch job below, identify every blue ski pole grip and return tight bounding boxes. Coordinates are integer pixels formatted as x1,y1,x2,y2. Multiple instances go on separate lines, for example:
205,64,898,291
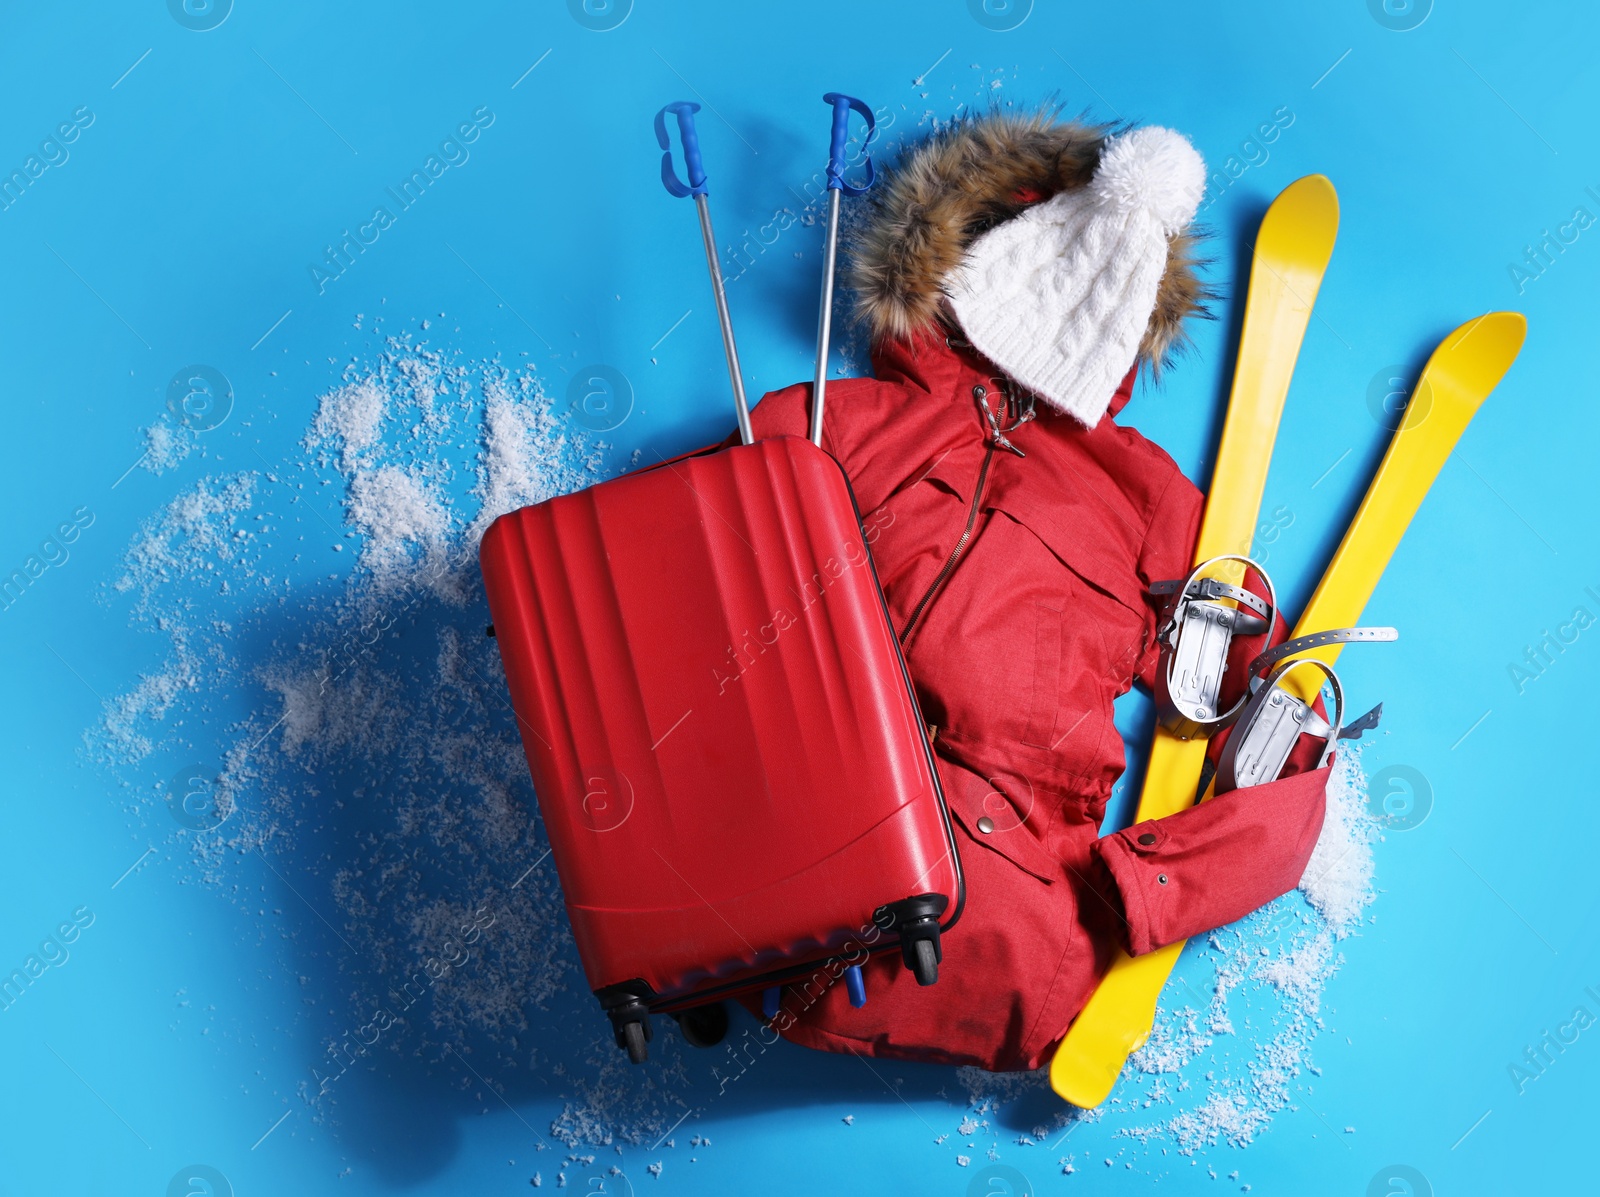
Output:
822,92,875,196
654,101,708,198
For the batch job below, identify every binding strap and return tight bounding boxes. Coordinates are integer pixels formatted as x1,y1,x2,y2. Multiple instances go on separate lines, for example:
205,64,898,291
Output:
1249,625,1399,676
1149,577,1271,622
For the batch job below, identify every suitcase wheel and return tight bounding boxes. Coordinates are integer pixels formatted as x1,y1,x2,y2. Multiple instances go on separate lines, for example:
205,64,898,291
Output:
874,893,949,988
597,982,656,1065
622,1018,650,1065
673,1001,730,1049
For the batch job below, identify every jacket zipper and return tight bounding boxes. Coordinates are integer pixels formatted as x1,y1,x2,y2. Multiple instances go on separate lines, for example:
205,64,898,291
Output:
898,384,1003,643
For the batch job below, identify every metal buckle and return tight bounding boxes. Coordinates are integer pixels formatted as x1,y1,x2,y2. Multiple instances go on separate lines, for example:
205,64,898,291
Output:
975,378,1035,457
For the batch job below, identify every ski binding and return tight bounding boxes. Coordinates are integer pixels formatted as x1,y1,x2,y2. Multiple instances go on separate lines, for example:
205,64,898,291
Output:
1215,628,1398,793
1152,554,1277,739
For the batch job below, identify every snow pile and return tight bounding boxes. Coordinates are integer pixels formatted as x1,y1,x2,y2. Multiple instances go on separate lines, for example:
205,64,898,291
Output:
90,329,700,1151
935,750,1383,1169
928,758,1388,1171
98,631,200,763
1115,747,1381,1152
346,463,451,584
1299,752,1379,931
140,418,194,474
114,474,256,607
92,475,259,763
468,373,583,542
309,374,389,471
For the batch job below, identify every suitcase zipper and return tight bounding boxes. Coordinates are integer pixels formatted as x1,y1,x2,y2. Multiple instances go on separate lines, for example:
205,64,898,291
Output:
898,384,1009,642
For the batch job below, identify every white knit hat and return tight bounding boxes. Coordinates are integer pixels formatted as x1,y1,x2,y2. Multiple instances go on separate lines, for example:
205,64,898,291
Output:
945,126,1206,426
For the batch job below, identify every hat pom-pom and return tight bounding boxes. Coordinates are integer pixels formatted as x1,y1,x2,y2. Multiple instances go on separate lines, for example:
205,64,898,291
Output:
1090,126,1206,236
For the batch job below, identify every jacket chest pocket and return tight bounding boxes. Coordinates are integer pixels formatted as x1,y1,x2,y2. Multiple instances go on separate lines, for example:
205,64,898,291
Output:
989,499,1150,697
1020,600,1065,751
1005,563,1120,775
939,495,1160,798
907,509,1129,779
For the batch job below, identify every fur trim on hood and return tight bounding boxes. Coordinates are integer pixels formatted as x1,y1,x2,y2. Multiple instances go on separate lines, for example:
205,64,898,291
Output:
850,108,1211,374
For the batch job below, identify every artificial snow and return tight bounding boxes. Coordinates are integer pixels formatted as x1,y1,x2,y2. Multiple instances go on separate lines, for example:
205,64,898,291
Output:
1116,748,1381,1152
309,375,389,472
1298,751,1379,932
345,463,451,585
139,417,194,475
90,331,694,1149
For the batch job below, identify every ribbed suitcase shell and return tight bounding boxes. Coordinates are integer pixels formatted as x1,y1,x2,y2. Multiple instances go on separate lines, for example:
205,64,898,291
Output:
480,435,963,1007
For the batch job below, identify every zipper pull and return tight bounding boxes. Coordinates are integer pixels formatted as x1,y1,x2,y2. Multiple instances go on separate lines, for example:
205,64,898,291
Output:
973,385,1026,457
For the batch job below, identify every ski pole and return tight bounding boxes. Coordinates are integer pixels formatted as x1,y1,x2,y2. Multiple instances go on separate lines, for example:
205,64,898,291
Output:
654,101,753,445
810,93,876,447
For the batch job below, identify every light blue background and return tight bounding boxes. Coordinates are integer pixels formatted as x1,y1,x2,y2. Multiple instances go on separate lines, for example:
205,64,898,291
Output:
2,1,1595,1193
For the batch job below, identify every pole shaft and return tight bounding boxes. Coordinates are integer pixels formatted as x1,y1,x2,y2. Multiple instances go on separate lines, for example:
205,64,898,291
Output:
810,188,843,447
695,194,753,445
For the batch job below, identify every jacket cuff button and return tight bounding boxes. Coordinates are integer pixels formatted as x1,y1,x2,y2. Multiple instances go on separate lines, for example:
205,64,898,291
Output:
1137,832,1156,846
976,816,995,834
1156,874,1168,885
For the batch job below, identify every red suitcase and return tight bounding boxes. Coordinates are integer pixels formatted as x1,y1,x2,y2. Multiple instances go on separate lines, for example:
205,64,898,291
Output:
480,432,964,1061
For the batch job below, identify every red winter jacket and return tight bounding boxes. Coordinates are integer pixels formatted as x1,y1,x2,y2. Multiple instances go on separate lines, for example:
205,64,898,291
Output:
744,331,1330,1072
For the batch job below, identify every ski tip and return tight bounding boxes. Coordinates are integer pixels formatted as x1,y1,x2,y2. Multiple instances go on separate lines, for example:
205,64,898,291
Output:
1259,175,1339,270
1281,173,1339,212
1446,311,1527,361
1432,311,1527,401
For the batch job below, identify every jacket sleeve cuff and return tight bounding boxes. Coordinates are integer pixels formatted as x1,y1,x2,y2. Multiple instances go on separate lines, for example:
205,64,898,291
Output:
1090,764,1333,956
1093,830,1160,956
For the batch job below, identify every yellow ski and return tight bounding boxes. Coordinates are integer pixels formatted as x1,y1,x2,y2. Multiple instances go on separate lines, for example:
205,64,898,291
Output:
1047,173,1338,1106
1050,311,1527,1107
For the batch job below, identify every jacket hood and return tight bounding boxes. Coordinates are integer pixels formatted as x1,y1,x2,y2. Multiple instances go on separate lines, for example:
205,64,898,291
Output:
849,108,1211,376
